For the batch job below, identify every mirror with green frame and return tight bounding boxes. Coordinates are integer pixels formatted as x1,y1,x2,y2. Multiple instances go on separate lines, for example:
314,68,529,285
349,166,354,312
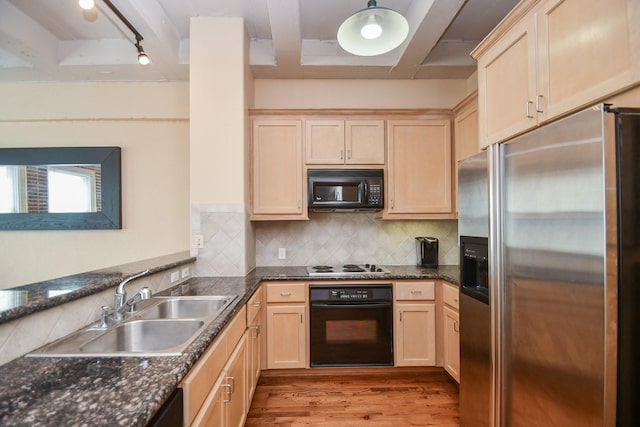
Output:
0,147,121,230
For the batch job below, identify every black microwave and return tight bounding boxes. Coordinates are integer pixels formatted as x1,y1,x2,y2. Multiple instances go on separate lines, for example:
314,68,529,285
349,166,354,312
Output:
308,169,384,211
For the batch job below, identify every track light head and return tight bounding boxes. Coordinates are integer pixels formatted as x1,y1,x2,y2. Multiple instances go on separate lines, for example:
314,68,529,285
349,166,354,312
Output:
135,41,151,66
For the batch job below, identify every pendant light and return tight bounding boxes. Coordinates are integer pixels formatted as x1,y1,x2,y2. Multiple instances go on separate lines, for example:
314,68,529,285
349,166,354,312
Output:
337,0,409,56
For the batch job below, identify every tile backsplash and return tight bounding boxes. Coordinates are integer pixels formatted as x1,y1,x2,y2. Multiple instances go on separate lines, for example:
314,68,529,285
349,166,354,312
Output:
191,204,255,277
255,212,459,267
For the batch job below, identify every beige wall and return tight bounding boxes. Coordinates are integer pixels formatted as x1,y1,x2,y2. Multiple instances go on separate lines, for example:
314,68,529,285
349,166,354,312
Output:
254,78,468,109
190,17,251,206
189,17,256,276
0,82,190,288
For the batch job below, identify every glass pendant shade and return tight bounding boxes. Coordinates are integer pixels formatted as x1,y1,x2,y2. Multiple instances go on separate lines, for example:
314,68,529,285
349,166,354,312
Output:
337,2,409,56
78,0,95,10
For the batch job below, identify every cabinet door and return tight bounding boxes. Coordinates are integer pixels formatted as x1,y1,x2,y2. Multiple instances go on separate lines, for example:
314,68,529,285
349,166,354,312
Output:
191,377,225,427
346,120,385,164
537,0,640,122
225,334,248,427
387,120,453,215
305,120,345,164
477,14,537,146
395,303,436,366
453,97,479,215
252,120,304,217
181,327,228,426
247,312,262,403
443,306,460,383
266,304,306,369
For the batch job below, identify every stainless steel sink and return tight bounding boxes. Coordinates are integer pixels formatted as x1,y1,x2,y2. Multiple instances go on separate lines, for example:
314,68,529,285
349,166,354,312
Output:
137,296,232,320
80,319,204,354
27,295,237,358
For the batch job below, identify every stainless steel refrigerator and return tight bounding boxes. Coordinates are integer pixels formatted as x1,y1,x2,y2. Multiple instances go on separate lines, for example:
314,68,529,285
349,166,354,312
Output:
458,149,491,427
459,105,640,426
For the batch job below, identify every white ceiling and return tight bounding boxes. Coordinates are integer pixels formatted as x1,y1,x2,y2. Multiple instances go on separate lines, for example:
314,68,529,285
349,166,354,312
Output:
0,0,518,82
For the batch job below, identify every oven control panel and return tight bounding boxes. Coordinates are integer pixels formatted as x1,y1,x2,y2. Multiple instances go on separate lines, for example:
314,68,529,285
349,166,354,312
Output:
310,284,393,303
329,289,373,300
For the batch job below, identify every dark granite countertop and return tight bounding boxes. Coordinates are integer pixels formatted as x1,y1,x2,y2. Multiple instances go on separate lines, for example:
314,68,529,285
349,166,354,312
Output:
0,265,459,427
249,264,460,285
0,252,197,325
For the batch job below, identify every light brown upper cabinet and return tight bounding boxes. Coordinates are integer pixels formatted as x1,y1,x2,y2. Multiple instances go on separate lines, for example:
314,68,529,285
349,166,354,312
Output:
475,8,537,147
305,119,385,165
251,119,307,220
474,0,640,147
453,93,479,216
385,119,454,219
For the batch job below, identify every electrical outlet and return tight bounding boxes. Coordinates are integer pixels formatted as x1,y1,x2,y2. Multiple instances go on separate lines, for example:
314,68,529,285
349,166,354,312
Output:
278,247,286,259
170,271,180,283
181,267,189,278
195,235,204,249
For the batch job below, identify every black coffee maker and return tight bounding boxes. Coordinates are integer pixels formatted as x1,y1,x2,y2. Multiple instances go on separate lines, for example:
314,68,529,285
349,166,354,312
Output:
416,237,439,268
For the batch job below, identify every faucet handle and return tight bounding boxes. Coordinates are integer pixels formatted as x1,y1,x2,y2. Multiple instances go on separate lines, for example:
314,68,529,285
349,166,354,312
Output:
98,305,111,328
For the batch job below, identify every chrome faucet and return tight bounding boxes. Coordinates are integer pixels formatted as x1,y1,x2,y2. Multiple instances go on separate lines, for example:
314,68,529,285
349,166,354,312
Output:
113,269,151,321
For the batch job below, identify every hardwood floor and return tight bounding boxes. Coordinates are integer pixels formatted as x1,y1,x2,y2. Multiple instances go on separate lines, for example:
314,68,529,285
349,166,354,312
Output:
246,367,459,426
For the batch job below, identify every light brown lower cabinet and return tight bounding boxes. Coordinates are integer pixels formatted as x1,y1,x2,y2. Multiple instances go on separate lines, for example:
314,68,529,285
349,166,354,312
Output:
246,286,263,402
442,306,460,382
188,333,248,427
266,304,306,369
182,284,265,427
224,334,248,427
394,281,436,366
441,281,460,382
265,282,307,369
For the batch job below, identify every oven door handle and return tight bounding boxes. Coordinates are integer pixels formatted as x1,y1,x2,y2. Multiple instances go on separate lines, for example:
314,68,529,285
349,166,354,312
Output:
310,302,392,309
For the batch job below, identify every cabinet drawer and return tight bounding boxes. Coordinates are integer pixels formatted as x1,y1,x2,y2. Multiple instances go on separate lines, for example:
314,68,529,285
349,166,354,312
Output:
181,329,227,426
226,305,247,352
442,282,459,310
395,281,435,301
266,282,306,303
247,285,264,325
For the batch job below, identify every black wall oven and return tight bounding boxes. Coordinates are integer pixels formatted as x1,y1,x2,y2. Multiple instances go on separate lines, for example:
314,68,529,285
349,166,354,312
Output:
309,283,393,367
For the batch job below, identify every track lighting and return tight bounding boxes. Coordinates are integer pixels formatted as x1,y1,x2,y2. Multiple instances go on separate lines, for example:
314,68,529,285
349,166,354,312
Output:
337,0,409,56
79,0,151,66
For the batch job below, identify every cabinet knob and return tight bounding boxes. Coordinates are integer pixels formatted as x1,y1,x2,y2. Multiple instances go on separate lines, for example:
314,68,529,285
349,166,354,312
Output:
410,290,422,295
253,301,261,307
454,320,459,333
347,149,351,159
280,291,291,296
340,149,344,160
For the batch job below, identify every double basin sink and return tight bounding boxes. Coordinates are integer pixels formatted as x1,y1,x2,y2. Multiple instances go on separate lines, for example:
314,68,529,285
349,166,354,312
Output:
27,295,237,358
